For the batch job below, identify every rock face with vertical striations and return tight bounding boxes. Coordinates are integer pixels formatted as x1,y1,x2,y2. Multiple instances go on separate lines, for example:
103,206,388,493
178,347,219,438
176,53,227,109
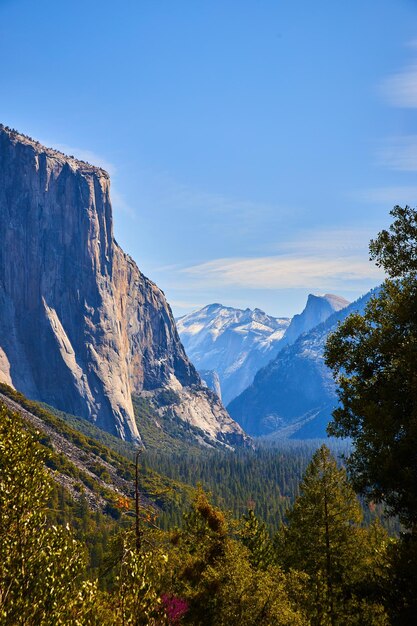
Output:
0,125,248,447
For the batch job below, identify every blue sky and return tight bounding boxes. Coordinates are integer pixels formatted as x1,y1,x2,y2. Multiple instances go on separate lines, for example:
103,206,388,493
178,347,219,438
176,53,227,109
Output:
2,0,417,316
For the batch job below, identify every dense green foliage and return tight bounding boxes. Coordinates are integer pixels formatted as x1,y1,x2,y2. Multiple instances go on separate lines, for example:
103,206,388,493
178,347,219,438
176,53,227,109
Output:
325,206,417,624
142,445,310,529
0,383,395,537
325,206,417,527
277,446,389,625
4,387,415,625
0,407,100,624
325,278,417,525
1,405,395,624
166,488,309,625
141,441,398,534
0,384,194,527
369,204,417,278
0,386,364,539
4,384,375,534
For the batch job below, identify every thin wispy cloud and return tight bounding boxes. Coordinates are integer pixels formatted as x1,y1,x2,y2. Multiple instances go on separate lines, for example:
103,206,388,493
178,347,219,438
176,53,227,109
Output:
381,62,417,108
374,43,417,208
180,256,382,291
278,227,377,255
358,186,417,205
377,135,417,171
175,227,384,292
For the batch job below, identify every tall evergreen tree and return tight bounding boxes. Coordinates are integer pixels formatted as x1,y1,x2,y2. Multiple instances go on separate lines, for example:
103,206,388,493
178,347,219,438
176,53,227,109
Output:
324,205,417,624
239,508,274,570
277,445,388,626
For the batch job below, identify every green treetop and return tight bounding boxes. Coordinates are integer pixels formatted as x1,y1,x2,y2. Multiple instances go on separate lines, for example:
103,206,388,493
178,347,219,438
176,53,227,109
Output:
278,445,388,626
325,205,417,529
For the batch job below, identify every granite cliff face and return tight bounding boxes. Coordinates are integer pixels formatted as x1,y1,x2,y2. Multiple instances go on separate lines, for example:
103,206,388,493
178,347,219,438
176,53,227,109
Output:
0,125,247,446
199,369,222,400
281,293,349,347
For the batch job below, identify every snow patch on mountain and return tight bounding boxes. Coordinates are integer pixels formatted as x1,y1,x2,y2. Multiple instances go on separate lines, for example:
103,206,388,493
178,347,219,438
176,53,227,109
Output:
177,304,290,404
177,294,350,406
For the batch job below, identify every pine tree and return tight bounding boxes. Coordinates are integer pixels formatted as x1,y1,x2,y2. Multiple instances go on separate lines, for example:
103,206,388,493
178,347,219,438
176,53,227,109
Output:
239,508,274,569
278,445,388,626
168,488,309,626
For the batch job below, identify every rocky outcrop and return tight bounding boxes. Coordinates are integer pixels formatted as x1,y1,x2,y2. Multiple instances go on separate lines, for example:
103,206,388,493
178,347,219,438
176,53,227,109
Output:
199,369,222,400
0,125,247,446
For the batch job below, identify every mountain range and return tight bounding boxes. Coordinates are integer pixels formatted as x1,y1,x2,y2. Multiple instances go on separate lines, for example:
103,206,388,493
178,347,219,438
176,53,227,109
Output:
177,294,349,405
177,304,290,404
0,125,247,448
227,290,376,438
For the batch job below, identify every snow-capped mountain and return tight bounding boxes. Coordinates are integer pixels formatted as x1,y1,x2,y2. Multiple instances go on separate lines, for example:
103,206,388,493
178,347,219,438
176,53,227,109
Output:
227,290,375,439
177,294,350,406
177,304,290,405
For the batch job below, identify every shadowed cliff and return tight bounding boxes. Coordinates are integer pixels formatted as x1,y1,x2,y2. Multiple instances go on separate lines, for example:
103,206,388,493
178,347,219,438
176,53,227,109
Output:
0,125,247,447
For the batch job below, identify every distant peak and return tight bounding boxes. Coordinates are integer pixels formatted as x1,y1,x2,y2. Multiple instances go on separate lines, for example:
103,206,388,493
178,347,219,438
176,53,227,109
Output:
306,293,349,311
322,293,350,310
